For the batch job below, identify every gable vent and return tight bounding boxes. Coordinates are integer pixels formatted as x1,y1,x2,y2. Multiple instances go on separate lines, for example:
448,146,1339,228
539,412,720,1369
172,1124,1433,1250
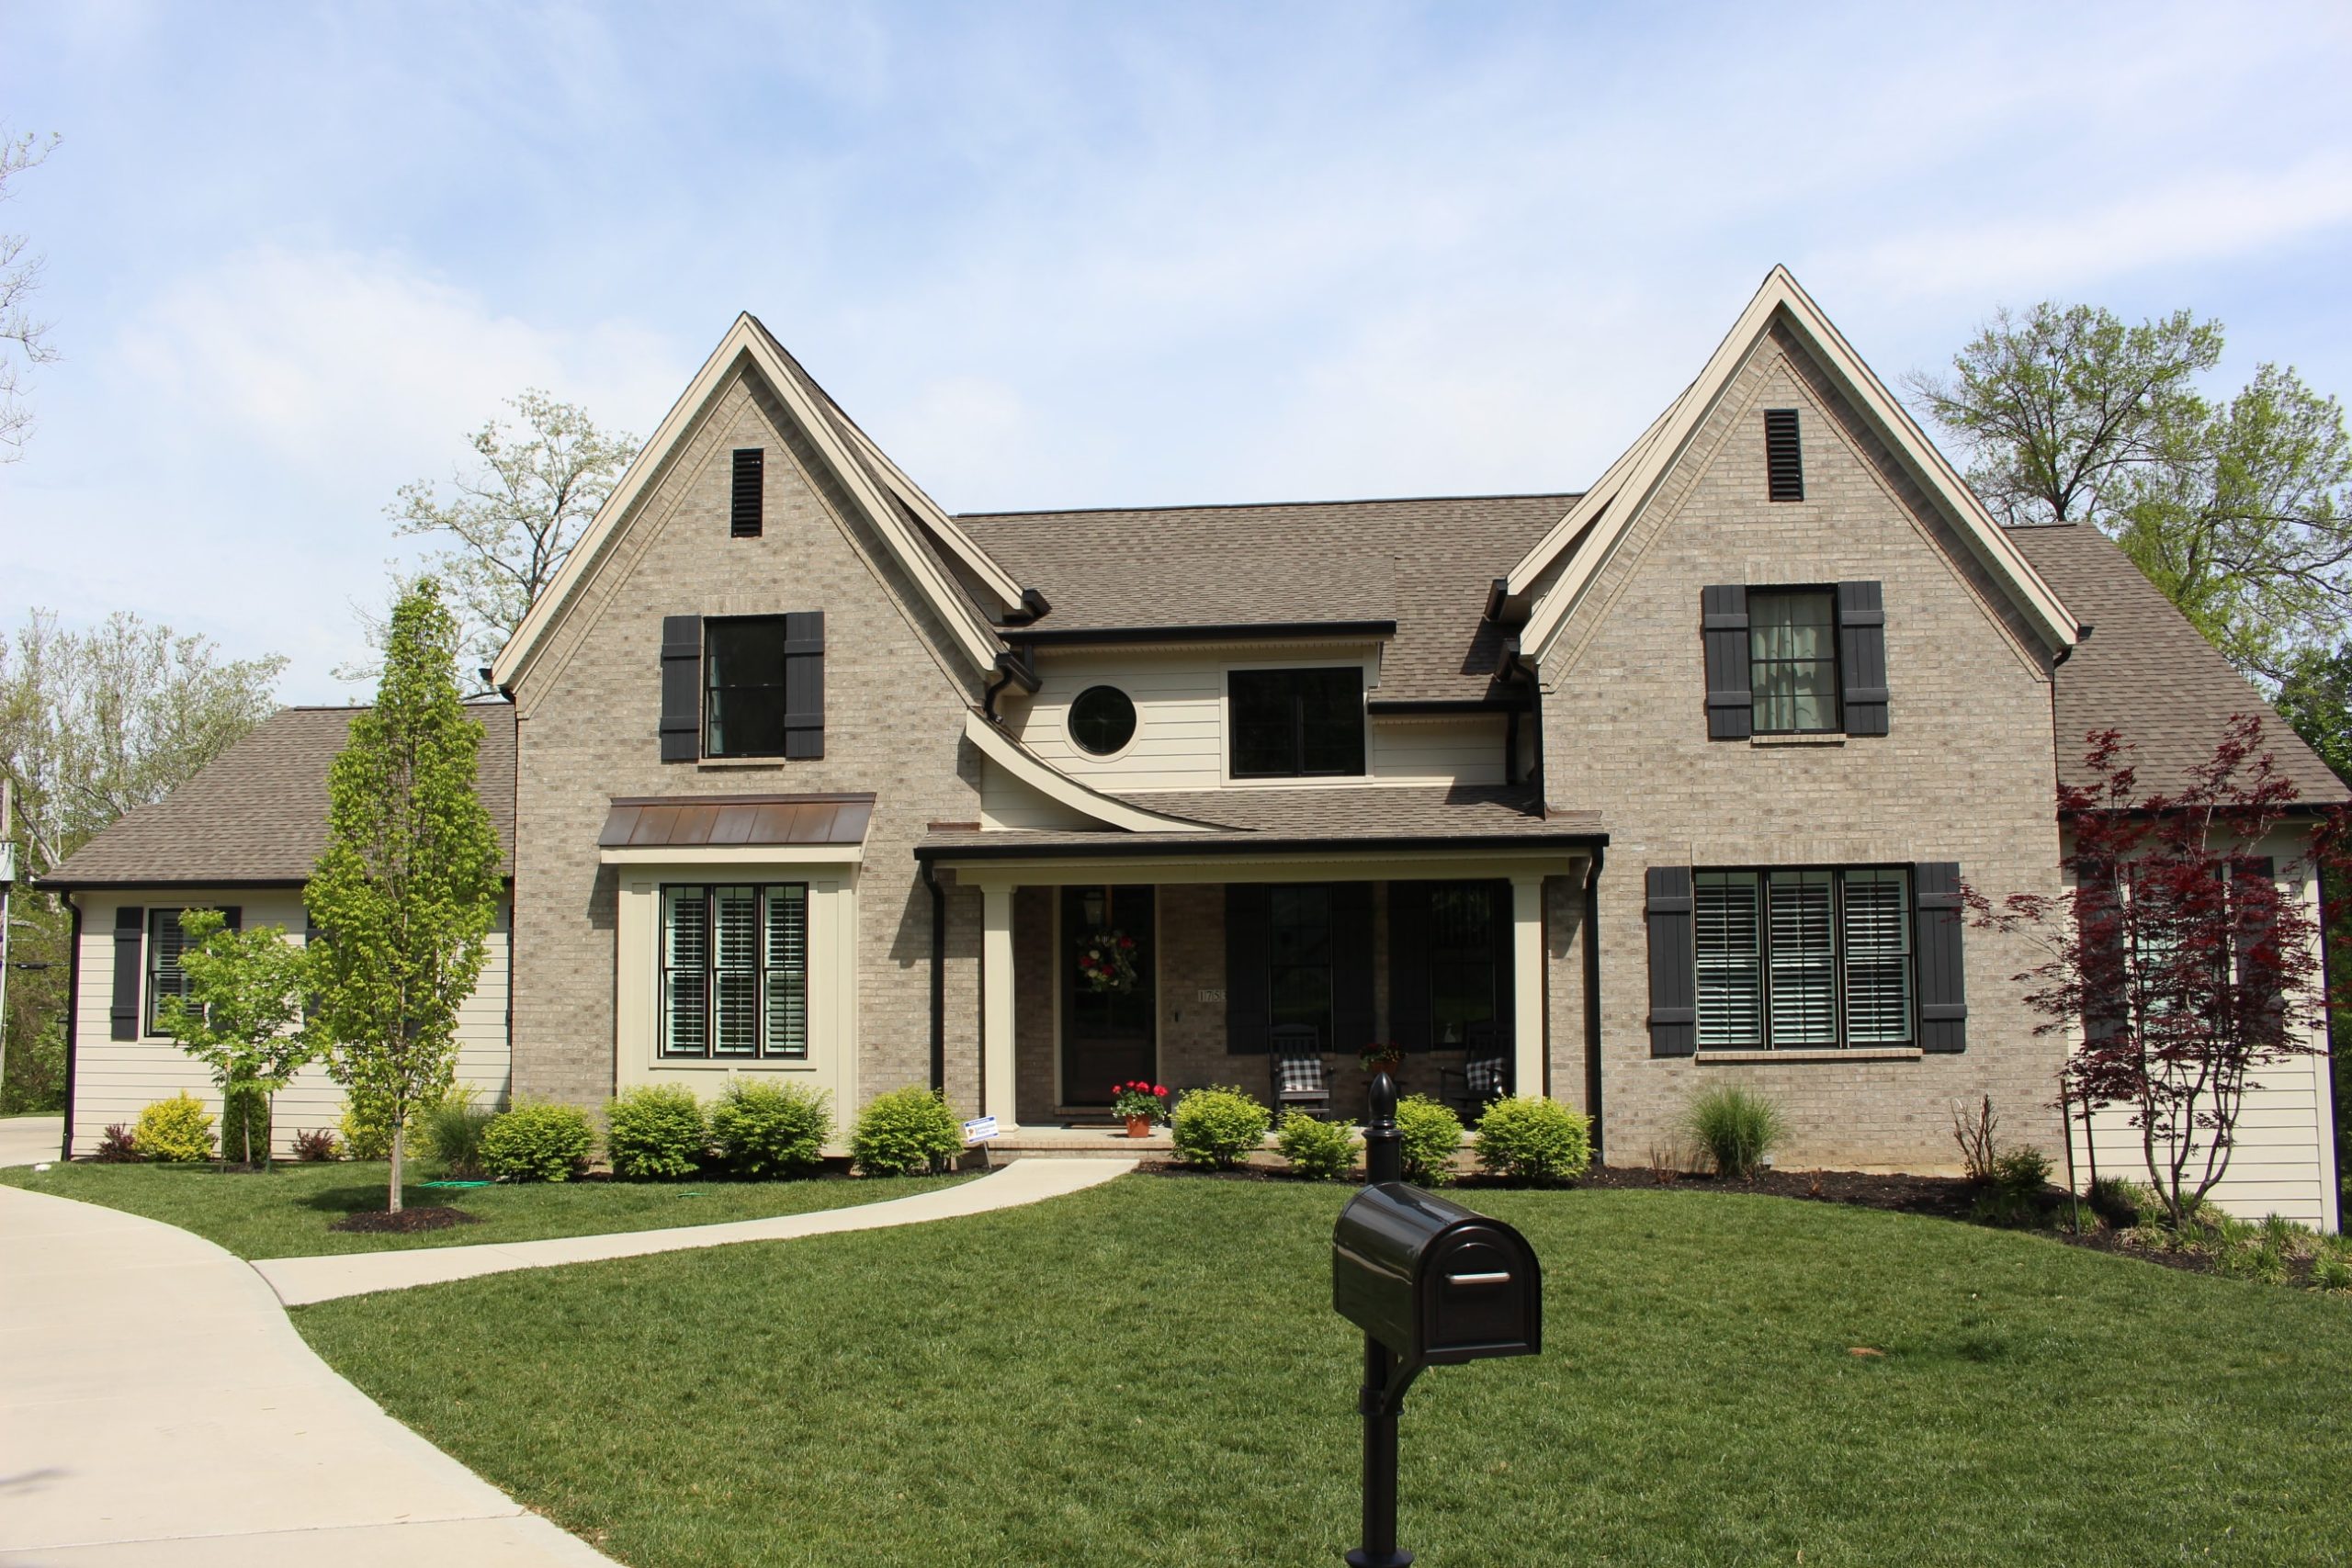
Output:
1764,410,1804,502
731,447,764,537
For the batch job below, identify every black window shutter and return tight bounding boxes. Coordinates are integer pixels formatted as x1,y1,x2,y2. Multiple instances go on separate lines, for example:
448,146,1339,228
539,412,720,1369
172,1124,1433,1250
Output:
1332,881,1374,1055
303,911,322,1022
220,906,242,932
1388,881,1431,1050
783,611,825,761
1702,585,1752,740
731,448,764,537
110,908,143,1041
660,615,702,762
1225,884,1272,1055
1765,409,1804,501
1916,862,1968,1052
1838,581,1889,736
1488,880,1516,1045
1645,868,1696,1055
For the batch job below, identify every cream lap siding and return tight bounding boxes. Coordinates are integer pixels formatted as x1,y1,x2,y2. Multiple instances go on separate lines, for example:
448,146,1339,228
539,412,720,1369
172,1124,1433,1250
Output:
67,888,514,1160
1368,715,1506,786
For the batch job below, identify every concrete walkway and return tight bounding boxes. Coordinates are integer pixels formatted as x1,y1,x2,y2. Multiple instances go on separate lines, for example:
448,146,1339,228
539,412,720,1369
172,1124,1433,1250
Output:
0,1115,62,1168
0,1183,620,1567
257,1156,1136,1306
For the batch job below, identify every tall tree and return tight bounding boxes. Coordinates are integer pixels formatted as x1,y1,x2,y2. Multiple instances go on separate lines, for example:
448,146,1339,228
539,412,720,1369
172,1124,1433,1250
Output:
153,908,314,1168
389,389,639,671
306,580,501,1213
0,128,59,461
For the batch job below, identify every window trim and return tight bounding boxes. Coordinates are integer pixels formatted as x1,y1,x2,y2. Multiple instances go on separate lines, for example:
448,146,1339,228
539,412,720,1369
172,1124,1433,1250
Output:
1747,586,1843,737
657,882,810,1060
1690,863,1916,1053
1225,665,1369,781
1068,684,1139,759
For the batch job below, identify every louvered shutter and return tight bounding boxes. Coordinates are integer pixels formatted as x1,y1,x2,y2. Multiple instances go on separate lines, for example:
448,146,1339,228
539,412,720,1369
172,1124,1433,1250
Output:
1332,882,1374,1055
1702,585,1752,740
1645,868,1697,1056
660,615,703,762
110,907,143,1041
1225,883,1272,1055
219,906,242,931
783,611,825,761
1388,881,1431,1050
1915,862,1968,1052
1837,581,1889,736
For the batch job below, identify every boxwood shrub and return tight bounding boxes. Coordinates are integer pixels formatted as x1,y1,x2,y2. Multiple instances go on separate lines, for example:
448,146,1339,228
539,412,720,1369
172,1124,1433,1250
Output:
1395,1094,1464,1185
709,1078,831,1179
1171,1086,1271,1169
850,1086,962,1176
1276,1111,1357,1180
480,1100,595,1182
607,1084,711,1179
1472,1095,1592,1184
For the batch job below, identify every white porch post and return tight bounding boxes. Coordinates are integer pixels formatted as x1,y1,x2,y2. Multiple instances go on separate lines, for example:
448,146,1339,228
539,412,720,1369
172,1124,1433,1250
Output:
1510,874,1545,1099
981,885,1020,1129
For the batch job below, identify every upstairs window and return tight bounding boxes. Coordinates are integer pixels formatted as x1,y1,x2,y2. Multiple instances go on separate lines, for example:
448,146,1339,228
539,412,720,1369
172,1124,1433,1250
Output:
1229,667,1365,778
1748,590,1840,734
701,614,824,759
1765,409,1804,501
731,448,764,536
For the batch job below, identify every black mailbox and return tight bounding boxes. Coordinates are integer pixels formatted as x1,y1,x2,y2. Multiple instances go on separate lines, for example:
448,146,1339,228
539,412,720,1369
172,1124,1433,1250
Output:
1333,1181,1542,1368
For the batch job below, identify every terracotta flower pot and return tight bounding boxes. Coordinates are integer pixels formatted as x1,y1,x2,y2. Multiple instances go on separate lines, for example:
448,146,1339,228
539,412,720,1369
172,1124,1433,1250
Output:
1125,1115,1154,1138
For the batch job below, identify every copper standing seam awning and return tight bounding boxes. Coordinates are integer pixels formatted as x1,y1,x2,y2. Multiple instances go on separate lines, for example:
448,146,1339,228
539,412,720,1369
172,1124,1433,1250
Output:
597,794,876,850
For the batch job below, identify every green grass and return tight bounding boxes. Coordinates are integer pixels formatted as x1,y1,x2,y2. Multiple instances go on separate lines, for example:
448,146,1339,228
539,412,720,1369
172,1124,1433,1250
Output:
294,1177,2352,1567
0,1159,969,1258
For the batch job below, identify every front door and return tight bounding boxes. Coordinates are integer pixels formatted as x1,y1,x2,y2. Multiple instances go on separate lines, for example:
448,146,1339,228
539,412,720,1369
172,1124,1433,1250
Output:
1061,885,1156,1107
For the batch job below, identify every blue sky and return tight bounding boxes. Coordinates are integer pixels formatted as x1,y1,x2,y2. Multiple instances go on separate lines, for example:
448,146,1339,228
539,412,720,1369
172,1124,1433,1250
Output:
6,1,2351,701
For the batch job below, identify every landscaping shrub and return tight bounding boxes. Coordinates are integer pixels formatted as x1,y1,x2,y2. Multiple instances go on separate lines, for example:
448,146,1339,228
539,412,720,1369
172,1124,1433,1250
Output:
1170,1086,1271,1169
2315,1249,2352,1292
850,1086,961,1176
1276,1111,1357,1179
605,1084,711,1179
339,1094,396,1161
1684,1083,1787,1179
711,1078,832,1179
479,1100,595,1182
1473,1096,1593,1185
1396,1094,1464,1185
92,1122,140,1162
1951,1094,1999,1183
419,1086,497,1179
134,1092,215,1163
1972,1145,2055,1227
2086,1174,2157,1230
219,1079,271,1166
291,1127,342,1163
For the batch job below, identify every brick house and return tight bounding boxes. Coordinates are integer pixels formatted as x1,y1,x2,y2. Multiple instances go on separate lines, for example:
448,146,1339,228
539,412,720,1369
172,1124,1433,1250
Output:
42,267,2345,1226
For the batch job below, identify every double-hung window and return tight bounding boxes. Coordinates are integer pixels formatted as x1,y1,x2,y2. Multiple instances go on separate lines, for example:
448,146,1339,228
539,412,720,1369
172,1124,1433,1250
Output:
1692,867,1912,1049
1748,590,1840,734
660,884,808,1058
1229,668,1366,778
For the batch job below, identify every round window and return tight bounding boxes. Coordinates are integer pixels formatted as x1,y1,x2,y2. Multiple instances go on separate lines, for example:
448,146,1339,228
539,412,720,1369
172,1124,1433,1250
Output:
1069,685,1137,756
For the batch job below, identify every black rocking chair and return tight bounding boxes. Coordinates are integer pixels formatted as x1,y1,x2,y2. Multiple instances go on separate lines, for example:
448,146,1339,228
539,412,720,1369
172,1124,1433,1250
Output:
1268,1023,1332,1122
1437,1021,1511,1114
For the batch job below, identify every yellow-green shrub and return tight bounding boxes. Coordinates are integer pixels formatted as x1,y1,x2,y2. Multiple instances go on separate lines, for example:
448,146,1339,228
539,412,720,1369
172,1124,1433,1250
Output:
135,1092,216,1163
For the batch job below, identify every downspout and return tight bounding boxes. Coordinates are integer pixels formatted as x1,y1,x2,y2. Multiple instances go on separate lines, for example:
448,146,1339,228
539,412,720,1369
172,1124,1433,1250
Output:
2321,862,2346,1234
1582,846,1604,1166
922,860,946,1096
60,893,81,1161
1499,638,1545,801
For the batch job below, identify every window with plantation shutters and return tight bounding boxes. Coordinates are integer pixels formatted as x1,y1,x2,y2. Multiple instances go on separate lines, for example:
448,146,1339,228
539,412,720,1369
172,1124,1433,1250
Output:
146,906,242,1037
1689,867,1917,1050
1694,874,1763,1047
661,884,808,1059
1841,870,1913,1044
1767,871,1838,1046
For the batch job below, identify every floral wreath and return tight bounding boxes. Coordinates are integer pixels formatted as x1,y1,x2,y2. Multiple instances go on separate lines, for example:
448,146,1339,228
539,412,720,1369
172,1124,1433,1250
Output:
1076,928,1140,995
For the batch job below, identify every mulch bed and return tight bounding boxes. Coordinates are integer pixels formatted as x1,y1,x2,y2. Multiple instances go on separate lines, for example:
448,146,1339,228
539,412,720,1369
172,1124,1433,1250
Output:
331,1205,482,1235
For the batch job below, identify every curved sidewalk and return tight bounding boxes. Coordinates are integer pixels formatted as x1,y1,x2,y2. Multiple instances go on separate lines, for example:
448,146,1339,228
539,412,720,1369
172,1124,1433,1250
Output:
256,1156,1136,1305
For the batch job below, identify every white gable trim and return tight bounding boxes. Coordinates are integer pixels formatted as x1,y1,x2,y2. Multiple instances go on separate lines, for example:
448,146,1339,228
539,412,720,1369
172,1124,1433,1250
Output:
1512,267,2080,666
963,710,1212,834
492,316,1009,692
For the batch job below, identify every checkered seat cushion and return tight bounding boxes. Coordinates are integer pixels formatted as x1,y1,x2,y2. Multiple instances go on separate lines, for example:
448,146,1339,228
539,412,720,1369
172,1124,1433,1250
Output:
1273,1051,1329,1095
1464,1055,1507,1097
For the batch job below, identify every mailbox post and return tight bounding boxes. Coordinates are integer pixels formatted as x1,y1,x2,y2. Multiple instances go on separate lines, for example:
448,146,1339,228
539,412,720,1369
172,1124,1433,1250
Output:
1333,1074,1541,1567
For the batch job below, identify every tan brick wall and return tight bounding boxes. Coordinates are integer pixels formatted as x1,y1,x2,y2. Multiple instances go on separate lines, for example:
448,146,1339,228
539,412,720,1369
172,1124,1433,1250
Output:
507,367,987,1119
1539,324,2067,1171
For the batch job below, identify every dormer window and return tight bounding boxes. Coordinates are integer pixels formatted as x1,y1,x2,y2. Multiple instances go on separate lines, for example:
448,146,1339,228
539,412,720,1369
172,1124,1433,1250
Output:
1229,668,1365,779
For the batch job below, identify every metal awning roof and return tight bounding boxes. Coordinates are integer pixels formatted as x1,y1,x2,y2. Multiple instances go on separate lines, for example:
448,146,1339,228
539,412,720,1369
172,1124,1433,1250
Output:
597,794,876,850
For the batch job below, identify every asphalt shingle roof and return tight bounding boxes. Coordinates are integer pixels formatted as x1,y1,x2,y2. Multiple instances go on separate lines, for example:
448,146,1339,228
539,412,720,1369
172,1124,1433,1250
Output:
2004,524,2346,803
956,494,1580,702
40,704,518,887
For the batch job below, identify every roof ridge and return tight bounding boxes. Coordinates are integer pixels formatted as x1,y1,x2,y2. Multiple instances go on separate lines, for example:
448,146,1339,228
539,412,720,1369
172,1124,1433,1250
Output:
955,490,1583,522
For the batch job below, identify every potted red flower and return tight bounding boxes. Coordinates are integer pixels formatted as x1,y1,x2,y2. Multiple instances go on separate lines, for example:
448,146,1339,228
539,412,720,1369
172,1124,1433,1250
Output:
1359,1043,1405,1075
1109,1080,1169,1137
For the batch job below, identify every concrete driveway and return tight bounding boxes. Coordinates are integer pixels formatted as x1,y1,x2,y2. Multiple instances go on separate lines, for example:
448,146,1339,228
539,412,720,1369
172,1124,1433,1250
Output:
0,1115,61,1167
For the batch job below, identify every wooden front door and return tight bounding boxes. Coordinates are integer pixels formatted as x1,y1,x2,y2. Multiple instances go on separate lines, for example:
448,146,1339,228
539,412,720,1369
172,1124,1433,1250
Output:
1061,886,1156,1107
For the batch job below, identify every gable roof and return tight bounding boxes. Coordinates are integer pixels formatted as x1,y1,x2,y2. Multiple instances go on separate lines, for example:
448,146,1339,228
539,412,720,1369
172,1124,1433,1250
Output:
960,493,1577,703
1506,266,2081,666
2005,525,2348,804
490,315,1014,694
40,705,519,889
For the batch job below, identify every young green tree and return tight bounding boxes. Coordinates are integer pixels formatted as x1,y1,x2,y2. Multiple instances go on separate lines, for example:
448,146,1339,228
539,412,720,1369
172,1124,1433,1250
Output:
153,908,313,1168
305,580,502,1213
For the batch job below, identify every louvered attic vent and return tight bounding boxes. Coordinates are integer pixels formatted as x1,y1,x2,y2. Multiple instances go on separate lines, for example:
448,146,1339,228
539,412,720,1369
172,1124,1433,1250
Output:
1765,410,1803,502
731,447,764,536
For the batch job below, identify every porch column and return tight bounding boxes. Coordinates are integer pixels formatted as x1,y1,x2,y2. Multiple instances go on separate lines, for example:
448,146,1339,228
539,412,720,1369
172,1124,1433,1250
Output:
1510,874,1545,1099
982,884,1020,1130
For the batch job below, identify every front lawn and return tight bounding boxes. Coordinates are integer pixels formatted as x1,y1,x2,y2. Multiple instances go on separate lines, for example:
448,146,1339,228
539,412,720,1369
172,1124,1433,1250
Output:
0,1160,970,1258
297,1176,2352,1567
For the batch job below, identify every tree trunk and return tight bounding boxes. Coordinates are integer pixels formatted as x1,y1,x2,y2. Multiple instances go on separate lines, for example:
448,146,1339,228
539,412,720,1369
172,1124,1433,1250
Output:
390,1124,404,1214
264,1091,276,1172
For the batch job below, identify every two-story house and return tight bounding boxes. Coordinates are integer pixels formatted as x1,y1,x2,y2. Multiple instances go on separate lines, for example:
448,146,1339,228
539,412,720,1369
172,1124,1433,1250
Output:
43,268,2344,1227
